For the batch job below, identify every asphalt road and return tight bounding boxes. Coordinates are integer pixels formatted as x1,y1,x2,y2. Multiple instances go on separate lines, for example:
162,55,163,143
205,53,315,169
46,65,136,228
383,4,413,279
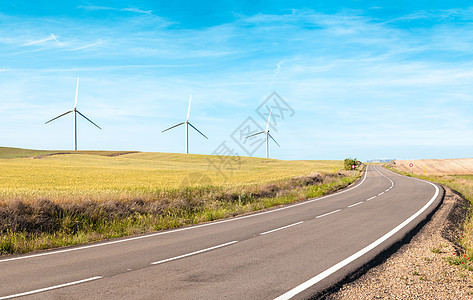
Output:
0,165,442,299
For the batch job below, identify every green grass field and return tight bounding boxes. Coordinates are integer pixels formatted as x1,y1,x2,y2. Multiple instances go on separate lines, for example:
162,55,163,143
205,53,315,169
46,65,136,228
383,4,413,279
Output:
0,146,137,159
0,147,56,159
0,147,343,204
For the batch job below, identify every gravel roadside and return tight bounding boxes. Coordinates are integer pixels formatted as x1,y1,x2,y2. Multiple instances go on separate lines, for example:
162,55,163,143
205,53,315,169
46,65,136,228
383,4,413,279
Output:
327,186,473,299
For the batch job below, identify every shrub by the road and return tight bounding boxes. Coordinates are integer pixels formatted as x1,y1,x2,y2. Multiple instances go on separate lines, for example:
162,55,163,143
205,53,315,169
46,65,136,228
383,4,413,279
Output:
344,158,362,170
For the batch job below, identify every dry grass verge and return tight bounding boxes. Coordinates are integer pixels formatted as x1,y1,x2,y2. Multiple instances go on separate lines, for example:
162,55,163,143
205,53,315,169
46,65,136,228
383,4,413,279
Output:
329,186,473,299
387,162,473,263
0,172,360,255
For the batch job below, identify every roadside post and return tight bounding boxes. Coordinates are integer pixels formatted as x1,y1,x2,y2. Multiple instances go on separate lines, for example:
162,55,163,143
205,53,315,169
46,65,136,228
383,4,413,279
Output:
409,163,414,174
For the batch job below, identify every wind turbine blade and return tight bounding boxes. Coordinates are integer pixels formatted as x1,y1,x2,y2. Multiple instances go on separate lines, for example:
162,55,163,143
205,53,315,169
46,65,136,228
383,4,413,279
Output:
266,108,272,131
245,131,265,139
186,94,192,121
188,122,208,139
268,133,280,147
45,110,73,124
161,122,185,133
76,110,102,129
74,77,79,109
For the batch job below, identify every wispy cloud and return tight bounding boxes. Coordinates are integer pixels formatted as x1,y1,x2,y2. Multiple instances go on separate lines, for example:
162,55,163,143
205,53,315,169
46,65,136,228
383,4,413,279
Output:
23,33,62,47
268,59,286,91
77,5,152,15
4,64,201,73
122,8,152,14
66,41,104,51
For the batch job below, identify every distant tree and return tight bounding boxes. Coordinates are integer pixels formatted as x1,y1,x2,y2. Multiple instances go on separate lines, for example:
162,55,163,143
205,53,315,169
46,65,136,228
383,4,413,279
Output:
344,158,362,170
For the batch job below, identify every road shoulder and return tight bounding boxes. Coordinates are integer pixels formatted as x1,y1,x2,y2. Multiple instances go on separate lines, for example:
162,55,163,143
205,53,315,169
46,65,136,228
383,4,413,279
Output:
328,185,473,299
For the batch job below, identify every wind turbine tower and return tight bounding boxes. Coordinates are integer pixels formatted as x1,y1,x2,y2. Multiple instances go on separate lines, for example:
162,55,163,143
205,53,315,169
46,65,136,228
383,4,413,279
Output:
45,77,102,151
246,109,280,158
162,95,208,154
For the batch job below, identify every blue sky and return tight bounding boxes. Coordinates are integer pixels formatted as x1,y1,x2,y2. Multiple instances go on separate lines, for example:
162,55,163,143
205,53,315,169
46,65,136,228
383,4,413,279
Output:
0,0,472,161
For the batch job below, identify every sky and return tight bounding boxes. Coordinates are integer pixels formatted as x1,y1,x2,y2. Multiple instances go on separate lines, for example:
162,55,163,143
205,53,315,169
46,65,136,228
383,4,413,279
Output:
0,0,472,161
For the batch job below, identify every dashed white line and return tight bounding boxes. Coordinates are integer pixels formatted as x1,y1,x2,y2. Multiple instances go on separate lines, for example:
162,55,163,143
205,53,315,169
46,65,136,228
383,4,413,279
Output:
275,176,440,300
151,241,238,265
348,202,363,208
260,221,304,235
378,192,384,196
315,209,341,219
385,189,390,192
0,276,102,299
366,196,376,201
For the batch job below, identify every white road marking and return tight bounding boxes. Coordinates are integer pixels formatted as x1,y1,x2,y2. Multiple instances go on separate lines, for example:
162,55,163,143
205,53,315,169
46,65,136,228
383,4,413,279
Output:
151,241,238,265
385,189,390,192
260,221,304,235
373,166,395,188
0,276,102,299
275,169,440,300
378,192,384,196
347,202,363,208
0,168,369,264
366,196,376,201
315,209,341,219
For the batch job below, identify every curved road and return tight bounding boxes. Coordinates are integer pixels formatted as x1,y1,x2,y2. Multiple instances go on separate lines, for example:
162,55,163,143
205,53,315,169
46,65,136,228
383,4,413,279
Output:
0,165,442,299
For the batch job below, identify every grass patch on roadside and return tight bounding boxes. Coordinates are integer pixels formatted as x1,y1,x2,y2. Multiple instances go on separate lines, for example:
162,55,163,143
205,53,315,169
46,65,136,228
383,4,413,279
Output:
430,247,443,254
443,255,473,271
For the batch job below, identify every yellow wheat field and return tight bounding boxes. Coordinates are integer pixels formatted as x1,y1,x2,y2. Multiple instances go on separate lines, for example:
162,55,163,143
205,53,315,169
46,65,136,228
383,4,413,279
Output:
392,158,473,175
0,151,343,203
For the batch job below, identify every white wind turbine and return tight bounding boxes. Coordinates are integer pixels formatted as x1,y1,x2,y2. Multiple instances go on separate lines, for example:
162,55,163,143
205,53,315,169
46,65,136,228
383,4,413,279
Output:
45,77,101,151
246,109,280,159
161,95,208,154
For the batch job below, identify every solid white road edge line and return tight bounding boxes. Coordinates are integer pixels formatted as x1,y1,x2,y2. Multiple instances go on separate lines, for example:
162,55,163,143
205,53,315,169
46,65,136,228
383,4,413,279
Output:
347,202,363,208
151,241,238,265
260,221,304,235
0,167,369,264
0,276,102,300
274,172,440,300
315,209,341,219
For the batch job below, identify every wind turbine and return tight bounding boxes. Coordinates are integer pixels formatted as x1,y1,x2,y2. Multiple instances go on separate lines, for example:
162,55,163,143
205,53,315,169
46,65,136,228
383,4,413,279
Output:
45,77,101,151
161,95,208,154
246,109,280,159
